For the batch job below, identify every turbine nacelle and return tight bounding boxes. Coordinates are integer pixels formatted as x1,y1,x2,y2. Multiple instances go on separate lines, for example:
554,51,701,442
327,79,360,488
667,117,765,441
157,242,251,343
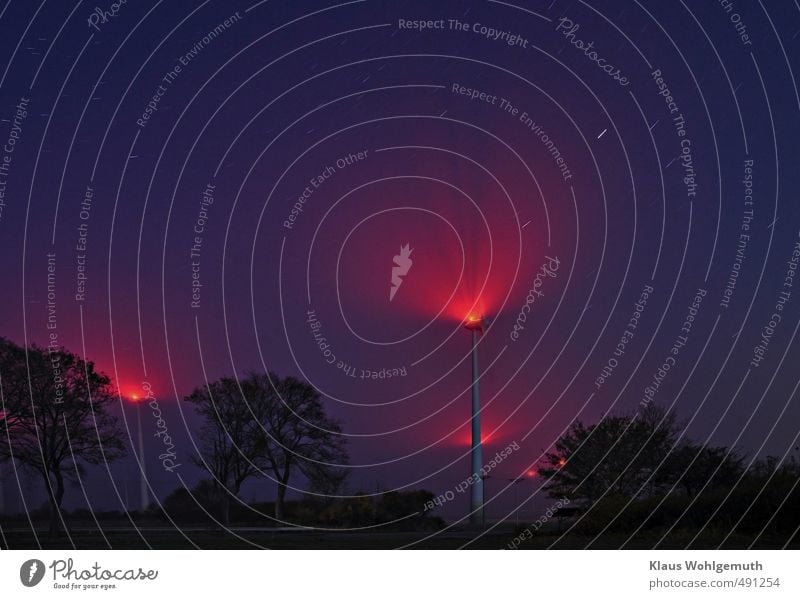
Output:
464,314,488,332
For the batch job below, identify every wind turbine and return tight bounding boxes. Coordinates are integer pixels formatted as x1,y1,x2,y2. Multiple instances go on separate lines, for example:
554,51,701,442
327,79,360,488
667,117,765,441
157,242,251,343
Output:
464,314,488,526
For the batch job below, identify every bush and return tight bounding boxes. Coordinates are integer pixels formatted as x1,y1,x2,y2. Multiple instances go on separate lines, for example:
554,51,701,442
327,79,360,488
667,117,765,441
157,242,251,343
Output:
569,464,800,542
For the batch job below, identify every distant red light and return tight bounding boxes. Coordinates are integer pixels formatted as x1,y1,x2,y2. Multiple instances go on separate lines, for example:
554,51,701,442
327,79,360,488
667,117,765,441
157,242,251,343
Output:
526,469,537,478
558,457,566,467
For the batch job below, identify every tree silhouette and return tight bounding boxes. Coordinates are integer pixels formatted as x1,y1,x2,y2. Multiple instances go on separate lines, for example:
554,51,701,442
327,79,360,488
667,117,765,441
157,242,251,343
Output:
539,404,753,510
540,405,681,505
186,372,348,523
243,372,348,520
0,338,125,536
664,443,744,498
184,376,269,525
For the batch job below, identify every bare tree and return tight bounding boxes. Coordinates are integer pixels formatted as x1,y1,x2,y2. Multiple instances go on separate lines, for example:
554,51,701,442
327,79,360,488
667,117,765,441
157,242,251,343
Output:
0,338,125,536
243,372,348,520
184,377,268,525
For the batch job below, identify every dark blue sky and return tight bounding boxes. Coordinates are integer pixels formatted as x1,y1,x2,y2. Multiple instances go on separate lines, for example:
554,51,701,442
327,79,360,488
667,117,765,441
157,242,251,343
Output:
0,0,799,522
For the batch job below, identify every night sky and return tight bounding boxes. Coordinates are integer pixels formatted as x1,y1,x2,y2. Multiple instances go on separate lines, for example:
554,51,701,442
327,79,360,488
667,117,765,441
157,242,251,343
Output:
1,0,799,523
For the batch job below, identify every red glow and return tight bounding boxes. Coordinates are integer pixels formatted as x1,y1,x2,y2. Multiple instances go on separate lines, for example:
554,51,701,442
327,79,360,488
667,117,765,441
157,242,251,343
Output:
558,457,566,467
526,469,537,478
453,427,495,447
332,175,530,331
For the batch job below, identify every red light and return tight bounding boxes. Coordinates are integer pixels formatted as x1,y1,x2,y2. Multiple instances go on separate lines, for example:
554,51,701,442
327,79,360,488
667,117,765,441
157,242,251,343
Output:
453,429,494,447
526,469,537,478
464,314,486,331
558,457,566,467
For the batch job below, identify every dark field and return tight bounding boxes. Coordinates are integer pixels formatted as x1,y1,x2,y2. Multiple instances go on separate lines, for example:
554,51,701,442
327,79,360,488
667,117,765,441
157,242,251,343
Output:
2,524,795,550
